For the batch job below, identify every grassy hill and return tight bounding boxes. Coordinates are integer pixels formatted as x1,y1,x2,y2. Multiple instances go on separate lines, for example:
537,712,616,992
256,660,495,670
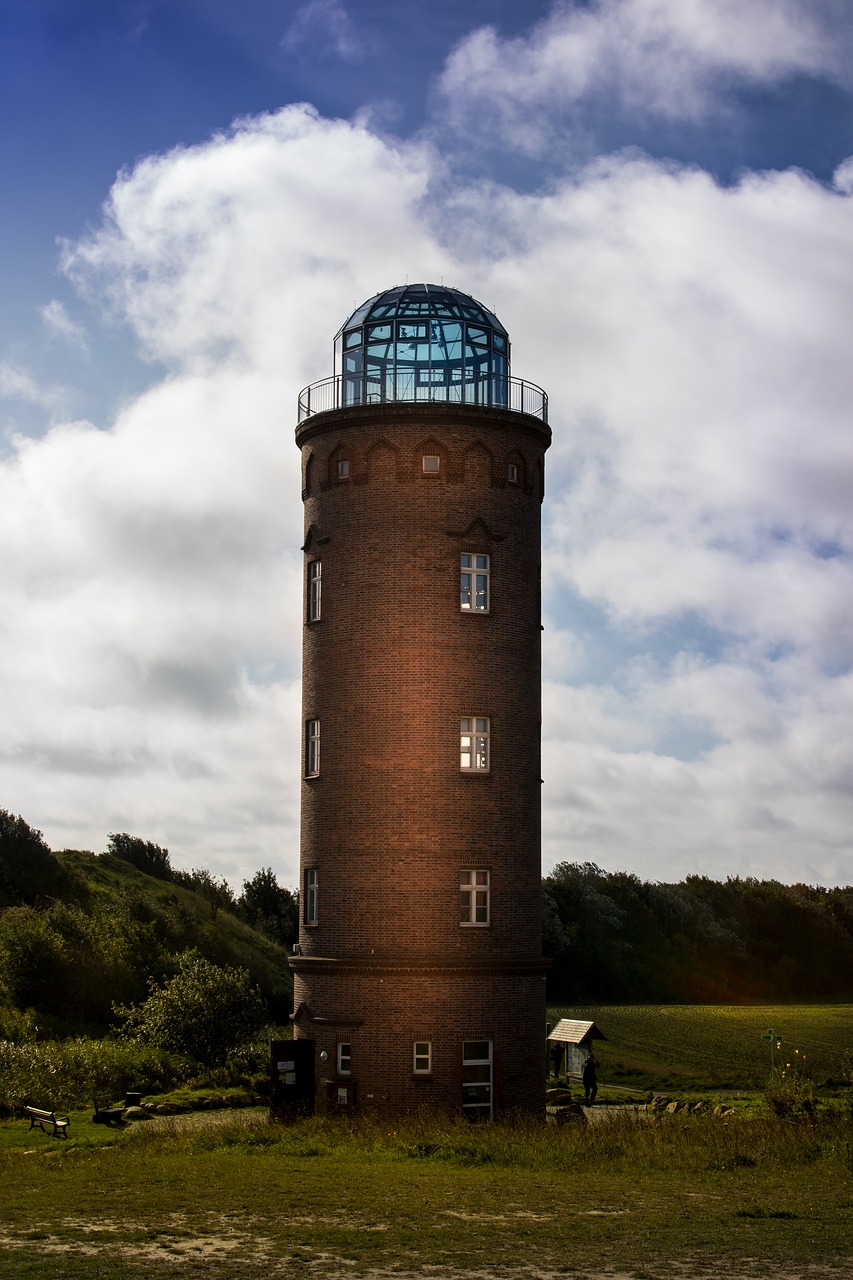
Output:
551,1003,852,1092
0,842,293,1038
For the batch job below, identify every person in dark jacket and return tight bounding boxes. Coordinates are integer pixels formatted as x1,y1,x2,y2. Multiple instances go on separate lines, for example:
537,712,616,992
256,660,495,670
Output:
581,1052,598,1104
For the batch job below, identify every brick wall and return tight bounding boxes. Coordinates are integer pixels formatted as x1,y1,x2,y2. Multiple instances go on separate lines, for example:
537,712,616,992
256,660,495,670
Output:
291,401,551,1116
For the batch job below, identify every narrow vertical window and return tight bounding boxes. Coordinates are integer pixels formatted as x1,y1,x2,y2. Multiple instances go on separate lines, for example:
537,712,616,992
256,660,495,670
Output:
304,868,318,925
460,717,489,771
337,459,350,480
308,560,321,622
507,463,518,483
462,1040,493,1119
413,1041,432,1074
459,870,490,926
337,1043,351,1076
305,719,320,777
460,554,489,611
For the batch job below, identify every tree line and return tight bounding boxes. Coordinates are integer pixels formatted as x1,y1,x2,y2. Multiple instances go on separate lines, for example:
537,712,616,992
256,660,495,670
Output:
544,860,853,1002
3,811,853,1032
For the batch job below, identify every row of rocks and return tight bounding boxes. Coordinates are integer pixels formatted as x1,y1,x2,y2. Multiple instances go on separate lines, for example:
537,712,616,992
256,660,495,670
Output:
122,1094,266,1118
650,1096,736,1116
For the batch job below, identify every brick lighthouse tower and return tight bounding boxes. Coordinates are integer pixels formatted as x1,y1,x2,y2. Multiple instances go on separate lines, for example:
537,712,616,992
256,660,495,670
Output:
289,284,550,1118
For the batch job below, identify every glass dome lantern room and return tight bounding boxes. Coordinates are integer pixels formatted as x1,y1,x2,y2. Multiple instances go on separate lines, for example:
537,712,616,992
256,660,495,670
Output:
334,284,510,410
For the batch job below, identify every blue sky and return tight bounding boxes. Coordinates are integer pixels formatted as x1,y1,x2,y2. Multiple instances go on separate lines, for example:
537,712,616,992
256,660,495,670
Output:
2,0,853,888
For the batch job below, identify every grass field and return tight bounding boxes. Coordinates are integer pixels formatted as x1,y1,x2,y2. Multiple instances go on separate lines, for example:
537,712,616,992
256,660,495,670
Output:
0,1005,850,1279
552,1004,852,1092
1,1107,852,1279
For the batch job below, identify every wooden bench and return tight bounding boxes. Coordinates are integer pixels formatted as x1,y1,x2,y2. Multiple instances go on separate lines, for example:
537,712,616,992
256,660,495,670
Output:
93,1097,125,1125
25,1105,70,1138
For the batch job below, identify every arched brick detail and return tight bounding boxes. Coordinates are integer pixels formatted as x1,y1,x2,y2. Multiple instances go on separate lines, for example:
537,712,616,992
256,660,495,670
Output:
366,438,400,484
463,441,494,486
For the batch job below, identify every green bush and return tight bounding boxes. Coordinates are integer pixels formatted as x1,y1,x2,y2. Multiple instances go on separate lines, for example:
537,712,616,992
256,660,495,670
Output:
0,1037,192,1111
107,833,172,881
0,810,64,907
764,1057,816,1119
0,1005,39,1043
0,907,67,1012
118,950,267,1068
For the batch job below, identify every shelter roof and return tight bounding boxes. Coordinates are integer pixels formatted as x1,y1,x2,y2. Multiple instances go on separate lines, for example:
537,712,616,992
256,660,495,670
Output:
548,1018,607,1044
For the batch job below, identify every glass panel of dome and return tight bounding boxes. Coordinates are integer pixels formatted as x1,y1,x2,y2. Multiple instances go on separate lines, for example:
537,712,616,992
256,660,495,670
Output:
344,329,362,349
396,370,415,398
493,334,506,351
367,323,391,340
467,327,488,346
398,322,426,340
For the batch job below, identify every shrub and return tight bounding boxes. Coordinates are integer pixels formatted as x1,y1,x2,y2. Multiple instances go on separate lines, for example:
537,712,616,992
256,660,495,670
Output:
764,1056,816,1119
118,950,267,1068
0,810,64,907
107,833,172,881
0,1037,192,1112
0,907,67,1012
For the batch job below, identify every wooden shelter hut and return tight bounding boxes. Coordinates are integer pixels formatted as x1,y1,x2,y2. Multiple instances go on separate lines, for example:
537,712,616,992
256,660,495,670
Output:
548,1019,607,1079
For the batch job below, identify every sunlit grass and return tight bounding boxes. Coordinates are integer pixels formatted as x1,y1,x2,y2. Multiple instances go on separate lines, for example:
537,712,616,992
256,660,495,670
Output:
1,1108,851,1278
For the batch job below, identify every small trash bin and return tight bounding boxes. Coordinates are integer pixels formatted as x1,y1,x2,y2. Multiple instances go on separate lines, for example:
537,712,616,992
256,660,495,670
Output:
125,1091,142,1108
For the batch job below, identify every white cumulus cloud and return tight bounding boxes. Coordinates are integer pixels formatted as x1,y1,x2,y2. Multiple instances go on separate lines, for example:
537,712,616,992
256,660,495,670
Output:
2,94,853,887
436,0,851,156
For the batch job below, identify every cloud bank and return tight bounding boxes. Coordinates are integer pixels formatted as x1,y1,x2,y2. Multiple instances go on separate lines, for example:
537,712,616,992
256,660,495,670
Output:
2,6,853,887
437,0,851,156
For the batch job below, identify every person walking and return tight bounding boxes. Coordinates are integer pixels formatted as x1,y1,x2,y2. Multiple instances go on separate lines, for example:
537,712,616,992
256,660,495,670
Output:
582,1052,598,1105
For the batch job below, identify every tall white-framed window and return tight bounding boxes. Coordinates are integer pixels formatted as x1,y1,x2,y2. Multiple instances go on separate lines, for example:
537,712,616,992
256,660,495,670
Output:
460,554,489,612
308,560,321,622
507,463,519,484
303,868,318,925
413,1041,432,1074
462,1040,493,1119
460,870,490,926
305,719,320,777
337,1042,351,1076
460,717,489,771
337,459,350,480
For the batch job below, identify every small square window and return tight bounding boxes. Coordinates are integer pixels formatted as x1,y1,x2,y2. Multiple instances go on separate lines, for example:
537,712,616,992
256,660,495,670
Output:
337,1042,351,1076
304,868,318,925
507,463,518,483
422,455,440,474
337,459,350,480
413,1041,432,1074
460,717,490,771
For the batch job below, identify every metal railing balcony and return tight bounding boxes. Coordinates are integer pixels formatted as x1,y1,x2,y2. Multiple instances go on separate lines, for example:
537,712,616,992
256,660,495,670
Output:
297,374,548,424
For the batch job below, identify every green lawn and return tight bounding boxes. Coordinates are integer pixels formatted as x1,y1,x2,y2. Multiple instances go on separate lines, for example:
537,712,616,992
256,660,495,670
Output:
1,1005,851,1278
552,1003,853,1091
1,1106,852,1278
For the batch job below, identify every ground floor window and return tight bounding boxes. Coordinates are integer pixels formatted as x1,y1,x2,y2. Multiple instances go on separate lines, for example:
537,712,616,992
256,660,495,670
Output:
462,1040,492,1120
413,1041,432,1074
